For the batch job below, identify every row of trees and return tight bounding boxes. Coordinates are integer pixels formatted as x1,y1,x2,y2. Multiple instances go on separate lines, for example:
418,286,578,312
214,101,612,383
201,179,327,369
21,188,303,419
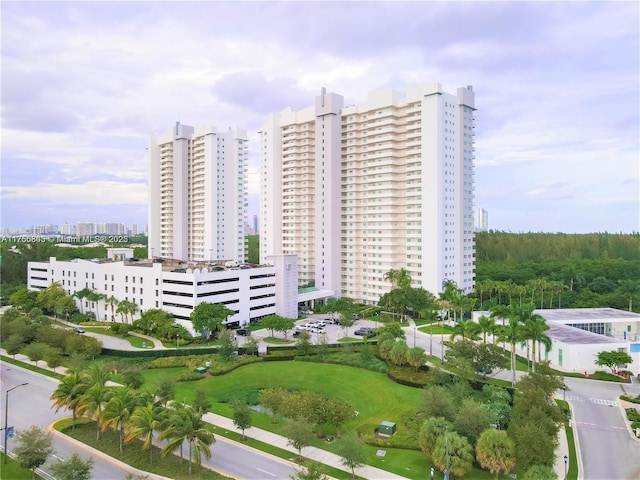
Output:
1,307,103,367
50,364,216,475
474,277,640,312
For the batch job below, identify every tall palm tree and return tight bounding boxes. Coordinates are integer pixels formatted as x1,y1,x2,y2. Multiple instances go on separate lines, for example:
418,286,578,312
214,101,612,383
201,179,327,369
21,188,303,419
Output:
477,315,496,345
126,402,162,463
100,386,138,452
50,370,86,429
160,403,216,474
73,287,92,314
384,268,412,290
450,319,480,342
104,295,119,322
491,304,523,386
78,363,111,440
518,306,552,370
617,279,640,312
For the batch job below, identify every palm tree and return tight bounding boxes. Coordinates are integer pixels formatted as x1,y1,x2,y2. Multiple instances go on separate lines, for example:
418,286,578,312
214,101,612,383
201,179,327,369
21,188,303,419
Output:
617,279,640,312
116,300,138,324
477,315,496,345
512,284,527,307
78,363,111,440
50,370,86,429
100,386,138,452
491,304,523,386
450,319,480,342
126,402,162,463
160,403,216,474
384,268,412,290
518,306,552,370
104,295,119,322
73,287,92,314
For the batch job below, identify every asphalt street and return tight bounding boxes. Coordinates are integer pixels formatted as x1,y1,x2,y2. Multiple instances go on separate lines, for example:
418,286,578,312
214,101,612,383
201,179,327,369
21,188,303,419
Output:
0,362,298,480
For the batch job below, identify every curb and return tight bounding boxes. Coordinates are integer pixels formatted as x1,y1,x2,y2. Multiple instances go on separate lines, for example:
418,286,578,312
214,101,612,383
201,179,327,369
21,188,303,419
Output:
617,398,640,444
566,400,583,480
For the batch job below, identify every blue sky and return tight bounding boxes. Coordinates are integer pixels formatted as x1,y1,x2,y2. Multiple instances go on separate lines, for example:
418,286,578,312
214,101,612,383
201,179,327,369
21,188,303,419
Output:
1,1,638,233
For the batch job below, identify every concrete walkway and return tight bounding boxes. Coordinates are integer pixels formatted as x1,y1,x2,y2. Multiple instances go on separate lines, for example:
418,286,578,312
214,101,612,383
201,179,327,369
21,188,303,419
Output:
203,413,409,480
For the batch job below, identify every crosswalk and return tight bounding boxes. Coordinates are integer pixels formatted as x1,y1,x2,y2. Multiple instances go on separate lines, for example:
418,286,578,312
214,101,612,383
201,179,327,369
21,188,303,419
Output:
565,394,618,406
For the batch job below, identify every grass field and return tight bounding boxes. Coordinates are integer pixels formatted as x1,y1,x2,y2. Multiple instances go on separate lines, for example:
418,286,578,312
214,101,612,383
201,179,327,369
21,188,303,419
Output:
140,361,516,479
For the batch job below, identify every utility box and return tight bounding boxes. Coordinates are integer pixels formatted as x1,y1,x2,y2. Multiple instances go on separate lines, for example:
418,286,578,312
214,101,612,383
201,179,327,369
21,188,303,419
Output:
379,421,396,436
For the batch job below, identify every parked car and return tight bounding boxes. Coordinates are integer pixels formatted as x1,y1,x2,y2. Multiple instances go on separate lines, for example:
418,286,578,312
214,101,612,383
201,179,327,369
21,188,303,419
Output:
74,327,85,333
352,314,361,320
307,320,320,328
236,328,250,336
354,327,374,336
310,326,326,334
293,330,302,338
316,320,326,327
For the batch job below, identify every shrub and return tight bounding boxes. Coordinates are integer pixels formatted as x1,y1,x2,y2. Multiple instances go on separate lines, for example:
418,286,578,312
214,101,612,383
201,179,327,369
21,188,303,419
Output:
295,352,387,372
175,371,206,382
625,408,640,422
621,395,640,404
386,364,430,387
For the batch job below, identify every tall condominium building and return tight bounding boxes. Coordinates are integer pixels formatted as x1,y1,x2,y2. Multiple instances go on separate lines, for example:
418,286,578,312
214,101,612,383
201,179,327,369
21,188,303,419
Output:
476,208,489,232
76,222,95,237
260,83,476,304
148,122,248,262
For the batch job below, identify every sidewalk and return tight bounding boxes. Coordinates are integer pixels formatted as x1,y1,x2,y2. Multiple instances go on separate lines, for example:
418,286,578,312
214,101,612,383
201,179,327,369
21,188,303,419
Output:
203,412,409,480
2,348,408,479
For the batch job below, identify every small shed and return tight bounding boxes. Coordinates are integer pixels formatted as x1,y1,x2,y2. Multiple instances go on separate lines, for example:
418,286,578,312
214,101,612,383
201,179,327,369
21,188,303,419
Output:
379,421,396,436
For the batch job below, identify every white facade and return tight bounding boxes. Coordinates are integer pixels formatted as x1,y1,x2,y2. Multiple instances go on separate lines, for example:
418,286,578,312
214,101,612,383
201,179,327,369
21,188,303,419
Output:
27,253,299,335
473,308,640,374
260,83,476,303
476,208,488,232
148,123,248,263
76,222,95,236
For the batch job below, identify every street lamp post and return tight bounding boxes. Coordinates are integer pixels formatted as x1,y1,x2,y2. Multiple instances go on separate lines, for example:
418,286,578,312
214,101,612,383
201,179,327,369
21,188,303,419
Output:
564,455,568,480
4,383,28,464
176,334,180,349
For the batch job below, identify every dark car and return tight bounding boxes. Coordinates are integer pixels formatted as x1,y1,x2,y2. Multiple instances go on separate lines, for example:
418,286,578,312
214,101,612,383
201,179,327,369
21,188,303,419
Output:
74,327,86,333
354,327,374,336
236,328,250,336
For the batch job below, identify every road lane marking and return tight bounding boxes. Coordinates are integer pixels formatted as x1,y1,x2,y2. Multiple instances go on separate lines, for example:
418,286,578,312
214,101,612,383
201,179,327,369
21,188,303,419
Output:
256,468,277,477
589,398,618,406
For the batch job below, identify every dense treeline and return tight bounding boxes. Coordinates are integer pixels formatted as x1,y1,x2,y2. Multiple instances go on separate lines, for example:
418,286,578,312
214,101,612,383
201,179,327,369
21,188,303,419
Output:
475,232,640,312
476,231,639,262
0,237,147,303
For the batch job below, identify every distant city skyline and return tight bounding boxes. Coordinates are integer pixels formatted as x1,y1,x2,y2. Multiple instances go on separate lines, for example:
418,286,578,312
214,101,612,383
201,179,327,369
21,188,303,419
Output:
1,2,638,233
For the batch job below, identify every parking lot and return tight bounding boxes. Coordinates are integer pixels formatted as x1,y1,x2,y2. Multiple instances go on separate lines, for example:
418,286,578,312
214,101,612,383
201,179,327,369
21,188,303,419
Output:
239,314,381,345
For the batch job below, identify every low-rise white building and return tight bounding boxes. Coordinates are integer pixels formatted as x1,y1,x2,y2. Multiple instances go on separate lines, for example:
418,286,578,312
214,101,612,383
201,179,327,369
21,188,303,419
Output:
473,308,640,375
28,249,299,335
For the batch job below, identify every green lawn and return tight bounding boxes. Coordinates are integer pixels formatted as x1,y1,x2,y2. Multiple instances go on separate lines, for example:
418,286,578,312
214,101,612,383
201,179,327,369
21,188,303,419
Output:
143,362,422,432
0,453,44,479
417,325,453,335
140,362,512,479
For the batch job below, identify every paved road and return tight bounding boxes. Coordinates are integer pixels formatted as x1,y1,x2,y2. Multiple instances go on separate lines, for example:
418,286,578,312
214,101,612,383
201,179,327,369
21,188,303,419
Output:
0,362,299,480
563,377,640,480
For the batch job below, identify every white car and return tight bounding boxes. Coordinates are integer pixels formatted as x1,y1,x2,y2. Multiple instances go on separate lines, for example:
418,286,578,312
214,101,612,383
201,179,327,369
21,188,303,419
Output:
310,326,326,334
307,320,320,328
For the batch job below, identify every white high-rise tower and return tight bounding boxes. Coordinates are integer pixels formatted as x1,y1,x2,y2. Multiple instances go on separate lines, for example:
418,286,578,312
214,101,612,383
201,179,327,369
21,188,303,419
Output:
148,123,248,262
260,83,476,302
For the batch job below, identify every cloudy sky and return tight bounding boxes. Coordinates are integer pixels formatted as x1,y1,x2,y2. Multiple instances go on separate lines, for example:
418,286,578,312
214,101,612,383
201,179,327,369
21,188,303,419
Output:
2,1,638,234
